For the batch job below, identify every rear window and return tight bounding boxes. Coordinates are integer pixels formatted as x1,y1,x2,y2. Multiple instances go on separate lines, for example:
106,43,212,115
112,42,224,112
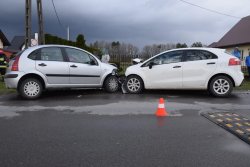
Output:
185,50,217,62
12,51,24,60
28,50,39,60
27,47,64,62
225,51,234,56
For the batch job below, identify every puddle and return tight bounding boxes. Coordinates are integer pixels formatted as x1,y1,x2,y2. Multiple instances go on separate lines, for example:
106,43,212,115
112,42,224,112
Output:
0,101,249,118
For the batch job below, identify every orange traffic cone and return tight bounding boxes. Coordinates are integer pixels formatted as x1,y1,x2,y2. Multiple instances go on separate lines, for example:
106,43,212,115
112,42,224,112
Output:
155,98,168,117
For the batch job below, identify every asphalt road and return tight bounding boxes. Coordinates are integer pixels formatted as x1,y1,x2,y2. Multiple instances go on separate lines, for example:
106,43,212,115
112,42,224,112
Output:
0,89,250,167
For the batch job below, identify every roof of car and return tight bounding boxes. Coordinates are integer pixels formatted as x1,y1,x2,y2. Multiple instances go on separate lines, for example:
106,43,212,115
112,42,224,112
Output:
163,47,225,53
23,45,93,56
25,45,85,51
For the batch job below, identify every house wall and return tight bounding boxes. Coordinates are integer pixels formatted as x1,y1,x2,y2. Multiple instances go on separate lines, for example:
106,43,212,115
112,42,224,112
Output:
0,39,3,49
224,45,250,66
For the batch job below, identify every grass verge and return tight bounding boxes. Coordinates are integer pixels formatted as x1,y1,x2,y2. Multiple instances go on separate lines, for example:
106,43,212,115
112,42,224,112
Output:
0,81,16,95
235,78,250,91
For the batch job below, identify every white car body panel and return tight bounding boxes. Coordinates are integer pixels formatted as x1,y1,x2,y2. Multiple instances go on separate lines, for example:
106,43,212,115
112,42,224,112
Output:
141,62,183,89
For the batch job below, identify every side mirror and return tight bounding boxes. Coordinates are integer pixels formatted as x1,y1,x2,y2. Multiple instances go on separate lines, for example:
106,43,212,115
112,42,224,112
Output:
148,62,154,69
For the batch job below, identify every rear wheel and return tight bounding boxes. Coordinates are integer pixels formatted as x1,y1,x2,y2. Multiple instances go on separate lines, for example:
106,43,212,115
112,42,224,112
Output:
125,75,143,94
104,76,119,93
209,76,233,97
18,78,43,99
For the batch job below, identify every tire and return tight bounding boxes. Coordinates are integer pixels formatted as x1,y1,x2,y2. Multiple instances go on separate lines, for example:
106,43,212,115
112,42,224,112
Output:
208,76,233,97
18,78,43,99
104,75,119,93
125,75,143,94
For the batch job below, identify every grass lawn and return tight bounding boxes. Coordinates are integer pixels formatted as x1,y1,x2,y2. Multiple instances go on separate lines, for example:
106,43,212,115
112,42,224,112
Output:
0,81,16,95
236,78,250,90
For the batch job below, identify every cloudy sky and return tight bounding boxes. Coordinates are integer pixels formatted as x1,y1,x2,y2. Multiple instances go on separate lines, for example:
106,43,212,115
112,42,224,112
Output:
1,0,250,48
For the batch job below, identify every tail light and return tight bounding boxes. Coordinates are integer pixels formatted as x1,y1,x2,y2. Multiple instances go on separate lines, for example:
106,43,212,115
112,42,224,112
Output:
11,56,20,71
228,58,241,66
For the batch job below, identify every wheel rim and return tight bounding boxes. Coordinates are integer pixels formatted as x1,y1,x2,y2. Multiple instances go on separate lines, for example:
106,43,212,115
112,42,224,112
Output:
108,78,118,91
127,78,141,92
24,81,40,97
213,79,230,95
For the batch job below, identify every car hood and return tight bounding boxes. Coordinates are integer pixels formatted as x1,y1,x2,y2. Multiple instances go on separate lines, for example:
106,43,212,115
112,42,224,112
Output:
125,63,142,75
100,62,117,70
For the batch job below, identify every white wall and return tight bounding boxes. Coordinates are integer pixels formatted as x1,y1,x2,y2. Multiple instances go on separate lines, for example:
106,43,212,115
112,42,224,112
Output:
0,39,3,49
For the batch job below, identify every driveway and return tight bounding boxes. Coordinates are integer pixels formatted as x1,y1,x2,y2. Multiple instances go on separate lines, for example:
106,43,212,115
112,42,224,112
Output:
0,90,250,167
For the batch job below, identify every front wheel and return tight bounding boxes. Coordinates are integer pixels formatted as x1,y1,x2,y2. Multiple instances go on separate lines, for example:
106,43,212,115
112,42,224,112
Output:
209,76,233,97
125,75,144,94
18,78,43,99
104,76,119,93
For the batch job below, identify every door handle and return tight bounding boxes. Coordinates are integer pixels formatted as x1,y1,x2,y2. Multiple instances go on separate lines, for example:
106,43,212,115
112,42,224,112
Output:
173,66,181,68
38,63,47,67
207,62,216,65
70,65,78,68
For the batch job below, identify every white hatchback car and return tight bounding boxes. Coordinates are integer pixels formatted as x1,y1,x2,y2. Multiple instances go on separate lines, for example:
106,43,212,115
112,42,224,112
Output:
5,45,119,99
125,48,244,97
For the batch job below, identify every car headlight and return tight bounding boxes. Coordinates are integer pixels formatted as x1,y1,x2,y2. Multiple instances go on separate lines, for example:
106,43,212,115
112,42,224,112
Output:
112,69,118,75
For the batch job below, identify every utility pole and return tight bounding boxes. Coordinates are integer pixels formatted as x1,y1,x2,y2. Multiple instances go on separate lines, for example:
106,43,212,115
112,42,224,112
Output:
25,0,31,49
67,26,70,41
25,0,45,49
37,0,45,45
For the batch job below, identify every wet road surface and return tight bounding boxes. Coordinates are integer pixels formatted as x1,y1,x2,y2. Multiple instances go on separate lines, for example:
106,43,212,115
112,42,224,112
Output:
0,90,250,167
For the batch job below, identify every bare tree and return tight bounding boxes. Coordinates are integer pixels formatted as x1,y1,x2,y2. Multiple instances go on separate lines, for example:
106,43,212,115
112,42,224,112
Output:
142,43,176,58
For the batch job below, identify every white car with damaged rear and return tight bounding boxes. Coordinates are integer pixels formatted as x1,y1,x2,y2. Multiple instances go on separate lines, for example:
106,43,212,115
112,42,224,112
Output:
4,45,119,99
125,48,244,97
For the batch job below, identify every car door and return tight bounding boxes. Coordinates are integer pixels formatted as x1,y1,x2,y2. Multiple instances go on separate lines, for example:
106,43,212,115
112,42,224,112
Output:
64,48,102,85
141,50,184,89
182,50,218,88
35,47,69,84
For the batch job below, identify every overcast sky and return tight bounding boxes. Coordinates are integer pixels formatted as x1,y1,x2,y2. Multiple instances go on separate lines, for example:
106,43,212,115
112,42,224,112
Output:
1,0,250,48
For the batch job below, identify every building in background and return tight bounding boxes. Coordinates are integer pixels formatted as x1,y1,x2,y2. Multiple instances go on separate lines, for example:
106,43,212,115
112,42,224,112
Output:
209,15,250,67
0,29,13,58
0,29,10,49
7,33,38,53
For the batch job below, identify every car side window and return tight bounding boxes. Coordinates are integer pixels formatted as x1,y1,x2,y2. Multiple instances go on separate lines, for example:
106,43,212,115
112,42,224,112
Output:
28,50,39,60
185,50,217,62
39,47,64,61
65,48,92,64
143,51,183,66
